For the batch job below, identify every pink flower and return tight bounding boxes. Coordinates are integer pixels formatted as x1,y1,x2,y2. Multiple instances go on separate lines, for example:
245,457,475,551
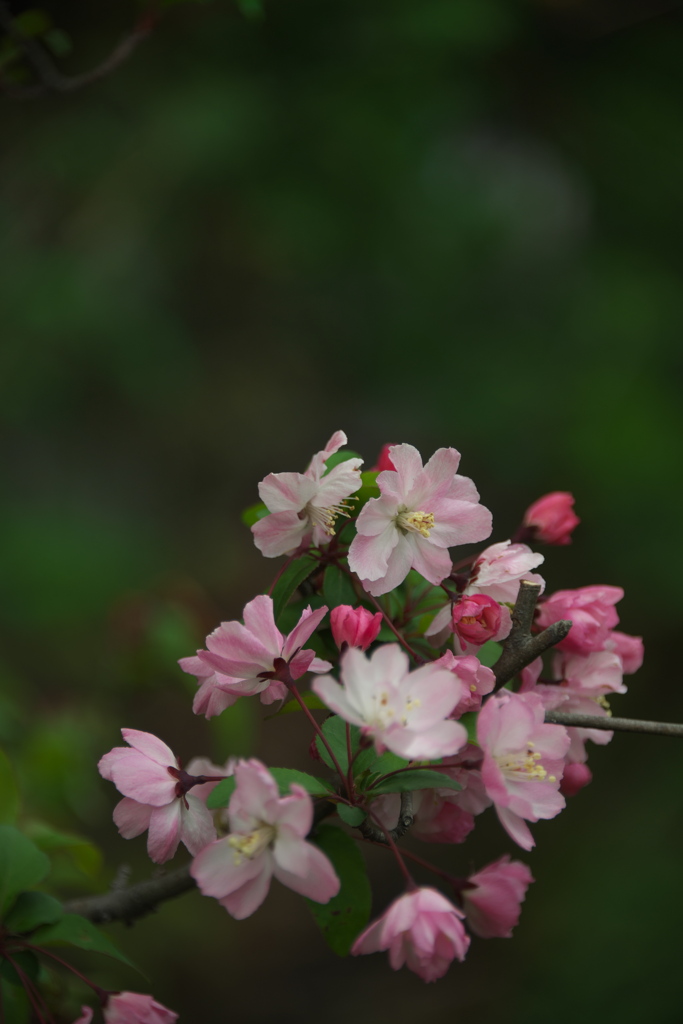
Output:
478,690,569,851
313,644,468,760
523,491,580,545
452,594,504,647
104,993,178,1024
348,444,492,596
185,755,236,805
431,651,495,715
330,605,382,651
370,443,397,472
191,759,339,919
560,762,592,797
461,856,534,938
604,630,644,675
252,430,362,557
536,585,623,655
185,595,331,712
351,887,470,982
98,730,218,864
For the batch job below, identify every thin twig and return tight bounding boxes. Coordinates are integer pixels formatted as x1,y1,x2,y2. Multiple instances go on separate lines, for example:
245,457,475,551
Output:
62,865,195,925
492,581,571,688
544,711,683,737
358,791,414,844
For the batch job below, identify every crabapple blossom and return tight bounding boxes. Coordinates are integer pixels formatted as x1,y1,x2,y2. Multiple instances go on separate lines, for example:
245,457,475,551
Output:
560,762,593,797
604,630,644,674
351,887,470,982
252,430,362,557
191,759,339,919
535,585,623,656
370,443,397,472
312,644,468,760
431,650,495,715
478,690,569,851
348,443,492,596
330,604,382,651
178,655,243,719
523,491,580,545
105,993,177,1024
461,856,534,938
183,594,331,711
451,594,507,647
98,730,218,864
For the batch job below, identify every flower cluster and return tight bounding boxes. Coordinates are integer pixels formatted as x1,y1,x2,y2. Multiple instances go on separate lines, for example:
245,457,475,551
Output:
93,431,643,997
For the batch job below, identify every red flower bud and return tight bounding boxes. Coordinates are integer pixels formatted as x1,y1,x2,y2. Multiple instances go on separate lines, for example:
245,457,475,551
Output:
330,605,382,651
523,491,580,545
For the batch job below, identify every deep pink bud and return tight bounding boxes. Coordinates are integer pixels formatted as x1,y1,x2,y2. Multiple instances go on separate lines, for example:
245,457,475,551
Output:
560,762,592,797
452,594,502,646
524,492,580,545
370,443,397,472
330,605,382,651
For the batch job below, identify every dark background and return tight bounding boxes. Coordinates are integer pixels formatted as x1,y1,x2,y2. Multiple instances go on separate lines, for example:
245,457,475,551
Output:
1,1,683,1021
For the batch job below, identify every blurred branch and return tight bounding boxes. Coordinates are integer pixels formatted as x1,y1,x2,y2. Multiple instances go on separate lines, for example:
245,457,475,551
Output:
359,792,414,845
63,865,195,925
493,581,572,688
545,711,683,737
0,4,154,98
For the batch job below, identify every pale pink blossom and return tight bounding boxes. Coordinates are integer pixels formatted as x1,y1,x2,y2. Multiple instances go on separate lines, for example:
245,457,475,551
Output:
98,730,218,864
191,759,339,919
252,430,362,557
523,491,580,545
536,585,623,656
348,444,492,596
478,690,569,850
73,1010,93,1024
351,887,470,982
185,595,331,712
330,605,382,651
313,644,468,760
100,992,178,1024
560,762,592,797
431,651,495,715
461,856,534,938
603,630,644,675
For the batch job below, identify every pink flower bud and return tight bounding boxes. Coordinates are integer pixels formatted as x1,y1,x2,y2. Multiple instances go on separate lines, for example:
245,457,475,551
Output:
330,605,382,651
105,992,178,1024
370,443,397,472
452,594,502,646
462,856,534,938
523,491,580,545
560,762,592,797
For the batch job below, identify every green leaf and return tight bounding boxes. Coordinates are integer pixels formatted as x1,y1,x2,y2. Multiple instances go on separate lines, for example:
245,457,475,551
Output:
349,471,380,513
315,716,364,773
476,639,503,667
0,826,50,917
306,824,370,956
12,10,52,37
271,555,318,623
267,690,327,718
368,751,409,774
322,564,357,609
31,914,136,970
0,748,20,824
206,776,237,810
241,502,269,528
323,450,362,474
269,768,333,797
4,891,63,934
0,978,29,1023
23,821,102,879
336,804,366,827
368,770,462,796
458,711,479,746
0,951,39,988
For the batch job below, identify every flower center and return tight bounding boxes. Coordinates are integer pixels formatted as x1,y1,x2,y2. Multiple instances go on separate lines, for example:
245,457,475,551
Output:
305,499,356,536
395,507,435,538
497,743,556,783
228,824,277,865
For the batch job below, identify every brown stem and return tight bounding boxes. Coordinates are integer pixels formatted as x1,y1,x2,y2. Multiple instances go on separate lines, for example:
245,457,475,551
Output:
544,711,683,737
492,581,571,688
62,865,196,925
358,791,414,844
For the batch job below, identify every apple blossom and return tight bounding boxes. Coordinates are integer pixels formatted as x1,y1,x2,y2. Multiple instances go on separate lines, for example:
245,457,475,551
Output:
348,443,492,596
523,491,580,545
351,887,470,981
252,430,362,557
98,730,218,863
604,629,644,675
431,650,495,715
452,594,506,647
191,759,339,919
535,585,623,655
461,856,534,938
330,604,382,651
370,443,397,472
184,594,331,711
478,690,569,850
105,993,178,1024
313,643,468,760
560,762,593,797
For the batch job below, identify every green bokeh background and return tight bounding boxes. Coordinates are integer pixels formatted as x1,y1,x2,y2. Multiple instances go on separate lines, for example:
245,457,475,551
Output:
1,1,682,1021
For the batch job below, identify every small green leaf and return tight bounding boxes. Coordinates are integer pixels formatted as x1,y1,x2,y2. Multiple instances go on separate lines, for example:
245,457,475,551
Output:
458,712,479,746
4,892,63,934
271,555,319,623
0,826,50,917
31,914,136,970
477,639,503,667
269,768,333,797
0,978,29,1022
12,10,52,37
306,824,370,956
368,751,409,774
241,502,270,527
316,716,364,773
322,565,357,609
23,821,102,879
368,770,462,796
0,748,20,824
349,471,380,513
336,804,366,827
206,776,237,810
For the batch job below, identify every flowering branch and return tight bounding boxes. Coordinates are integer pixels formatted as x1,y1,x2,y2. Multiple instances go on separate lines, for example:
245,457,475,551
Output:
358,792,415,844
492,581,571,688
544,710,683,737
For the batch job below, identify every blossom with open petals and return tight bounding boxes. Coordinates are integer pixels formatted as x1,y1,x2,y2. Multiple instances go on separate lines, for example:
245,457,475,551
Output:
191,759,339,919
535,585,622,655
252,430,362,557
98,730,218,864
313,644,468,760
462,856,534,938
348,444,492,596
351,887,469,981
183,595,331,713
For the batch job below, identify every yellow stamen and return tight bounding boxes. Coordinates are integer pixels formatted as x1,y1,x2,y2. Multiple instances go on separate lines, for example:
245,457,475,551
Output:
306,498,356,536
395,508,435,538
228,824,276,865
